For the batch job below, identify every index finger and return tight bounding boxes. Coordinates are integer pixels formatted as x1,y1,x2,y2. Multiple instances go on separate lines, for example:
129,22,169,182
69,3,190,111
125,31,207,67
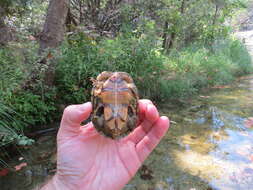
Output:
138,99,153,125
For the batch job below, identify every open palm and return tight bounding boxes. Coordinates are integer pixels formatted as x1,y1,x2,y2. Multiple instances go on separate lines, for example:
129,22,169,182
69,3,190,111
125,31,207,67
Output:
53,100,169,190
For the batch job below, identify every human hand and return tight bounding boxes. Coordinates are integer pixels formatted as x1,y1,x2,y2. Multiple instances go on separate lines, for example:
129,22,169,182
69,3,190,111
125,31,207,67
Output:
42,99,169,190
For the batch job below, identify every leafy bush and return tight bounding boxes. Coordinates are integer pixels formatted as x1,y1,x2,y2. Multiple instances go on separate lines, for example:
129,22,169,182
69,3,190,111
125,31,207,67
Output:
212,39,252,75
0,45,56,135
160,39,252,98
0,102,34,147
56,33,252,103
56,31,166,103
0,48,27,98
6,91,57,126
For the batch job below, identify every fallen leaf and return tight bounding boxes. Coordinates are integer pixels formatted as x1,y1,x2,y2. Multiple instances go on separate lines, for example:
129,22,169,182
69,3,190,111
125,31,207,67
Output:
239,131,249,137
47,52,54,59
245,117,253,128
199,95,210,98
14,162,27,171
249,155,253,162
28,35,36,41
0,168,9,176
212,85,230,89
139,165,153,180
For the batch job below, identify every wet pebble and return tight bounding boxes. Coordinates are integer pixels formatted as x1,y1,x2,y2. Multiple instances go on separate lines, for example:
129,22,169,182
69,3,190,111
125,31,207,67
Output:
154,181,169,190
194,117,206,124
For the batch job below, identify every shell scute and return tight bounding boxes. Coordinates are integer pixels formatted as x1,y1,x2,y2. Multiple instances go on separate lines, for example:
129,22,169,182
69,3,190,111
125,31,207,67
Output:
91,71,139,139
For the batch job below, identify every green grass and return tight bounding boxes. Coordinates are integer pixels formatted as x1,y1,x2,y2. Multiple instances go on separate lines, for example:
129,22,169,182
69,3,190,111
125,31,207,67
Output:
0,102,34,147
159,39,252,99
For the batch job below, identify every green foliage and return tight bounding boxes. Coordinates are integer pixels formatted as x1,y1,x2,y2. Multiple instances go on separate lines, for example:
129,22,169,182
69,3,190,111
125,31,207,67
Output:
0,43,56,130
0,0,48,39
13,0,48,34
6,91,57,125
0,0,31,16
133,0,247,49
56,32,166,103
160,39,252,98
56,33,252,102
0,48,27,98
212,38,252,75
0,102,34,147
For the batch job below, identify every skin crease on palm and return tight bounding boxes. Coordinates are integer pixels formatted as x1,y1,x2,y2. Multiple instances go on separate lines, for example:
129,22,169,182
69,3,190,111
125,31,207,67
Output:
41,99,170,190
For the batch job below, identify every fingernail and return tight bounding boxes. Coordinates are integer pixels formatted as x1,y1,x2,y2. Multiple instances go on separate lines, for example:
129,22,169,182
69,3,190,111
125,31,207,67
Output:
80,102,92,111
147,104,159,121
147,103,156,112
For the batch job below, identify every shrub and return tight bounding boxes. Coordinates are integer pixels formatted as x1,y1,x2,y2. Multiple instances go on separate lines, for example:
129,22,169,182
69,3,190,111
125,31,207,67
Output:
0,102,34,147
0,48,27,98
160,39,252,98
56,32,166,103
0,45,57,132
214,39,252,75
56,34,253,102
5,91,57,126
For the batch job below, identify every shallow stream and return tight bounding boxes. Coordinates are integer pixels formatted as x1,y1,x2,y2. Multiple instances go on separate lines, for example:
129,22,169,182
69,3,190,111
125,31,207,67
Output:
125,75,253,190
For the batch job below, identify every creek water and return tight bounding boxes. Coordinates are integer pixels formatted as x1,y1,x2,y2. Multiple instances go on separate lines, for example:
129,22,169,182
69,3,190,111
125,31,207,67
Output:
125,75,253,190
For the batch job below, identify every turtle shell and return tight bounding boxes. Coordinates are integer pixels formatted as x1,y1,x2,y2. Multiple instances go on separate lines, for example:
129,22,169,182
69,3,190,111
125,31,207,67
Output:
91,71,139,139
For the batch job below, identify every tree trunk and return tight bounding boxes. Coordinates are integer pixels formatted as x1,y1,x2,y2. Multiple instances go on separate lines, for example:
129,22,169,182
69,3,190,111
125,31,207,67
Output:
210,4,219,42
180,0,186,14
212,4,219,26
162,21,168,49
38,0,69,87
39,0,69,53
168,32,175,50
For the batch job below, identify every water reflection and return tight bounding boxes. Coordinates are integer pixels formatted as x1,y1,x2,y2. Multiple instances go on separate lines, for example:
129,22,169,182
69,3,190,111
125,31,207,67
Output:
126,75,253,190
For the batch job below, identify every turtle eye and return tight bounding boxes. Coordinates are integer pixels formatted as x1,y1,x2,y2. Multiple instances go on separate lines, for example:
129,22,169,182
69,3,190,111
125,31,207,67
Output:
128,106,134,117
96,106,104,117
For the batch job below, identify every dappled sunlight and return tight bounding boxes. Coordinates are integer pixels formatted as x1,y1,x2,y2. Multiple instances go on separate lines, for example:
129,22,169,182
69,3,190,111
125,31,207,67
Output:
172,130,253,188
209,130,229,142
211,92,253,108
172,149,222,180
186,149,253,189
180,133,216,154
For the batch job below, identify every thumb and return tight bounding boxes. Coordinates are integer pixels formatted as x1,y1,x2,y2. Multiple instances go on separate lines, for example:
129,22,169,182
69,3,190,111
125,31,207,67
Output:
58,102,92,137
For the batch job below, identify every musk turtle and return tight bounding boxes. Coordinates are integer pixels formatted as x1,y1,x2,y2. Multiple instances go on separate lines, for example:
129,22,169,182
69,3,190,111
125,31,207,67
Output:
91,71,139,139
